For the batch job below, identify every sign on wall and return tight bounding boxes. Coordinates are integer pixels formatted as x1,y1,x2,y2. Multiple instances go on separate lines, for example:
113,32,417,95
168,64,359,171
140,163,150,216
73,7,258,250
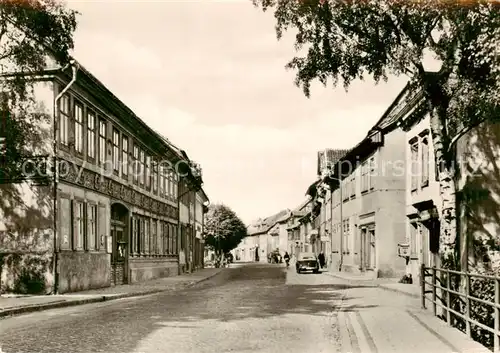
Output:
397,243,410,258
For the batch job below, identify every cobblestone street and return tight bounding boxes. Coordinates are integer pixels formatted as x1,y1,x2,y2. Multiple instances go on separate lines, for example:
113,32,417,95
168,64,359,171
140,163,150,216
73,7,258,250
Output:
0,264,487,353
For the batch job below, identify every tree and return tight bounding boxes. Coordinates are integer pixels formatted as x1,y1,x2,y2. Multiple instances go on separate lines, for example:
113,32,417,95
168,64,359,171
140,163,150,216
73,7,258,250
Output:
204,204,247,267
0,0,77,180
253,0,500,270
0,1,78,293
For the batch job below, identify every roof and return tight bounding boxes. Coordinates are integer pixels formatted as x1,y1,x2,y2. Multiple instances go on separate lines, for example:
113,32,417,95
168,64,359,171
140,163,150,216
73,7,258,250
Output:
322,82,423,184
317,149,351,175
247,209,291,235
293,198,311,212
1,60,206,189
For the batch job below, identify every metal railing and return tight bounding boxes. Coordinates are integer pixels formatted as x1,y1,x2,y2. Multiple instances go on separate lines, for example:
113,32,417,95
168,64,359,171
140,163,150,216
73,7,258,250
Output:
421,264,500,351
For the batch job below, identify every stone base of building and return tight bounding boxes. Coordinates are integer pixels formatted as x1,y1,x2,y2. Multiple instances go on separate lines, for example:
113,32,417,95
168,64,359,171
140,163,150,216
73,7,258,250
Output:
128,256,179,283
57,252,111,294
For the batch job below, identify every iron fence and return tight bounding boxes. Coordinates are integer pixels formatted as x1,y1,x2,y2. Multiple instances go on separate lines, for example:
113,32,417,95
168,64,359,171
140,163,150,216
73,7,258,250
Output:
421,264,499,351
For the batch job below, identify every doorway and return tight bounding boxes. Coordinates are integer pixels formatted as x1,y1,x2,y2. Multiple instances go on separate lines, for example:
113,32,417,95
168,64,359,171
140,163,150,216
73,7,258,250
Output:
360,225,376,271
110,203,129,285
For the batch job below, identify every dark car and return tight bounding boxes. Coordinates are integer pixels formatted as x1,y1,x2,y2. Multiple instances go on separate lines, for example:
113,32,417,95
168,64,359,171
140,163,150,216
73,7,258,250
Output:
295,252,320,274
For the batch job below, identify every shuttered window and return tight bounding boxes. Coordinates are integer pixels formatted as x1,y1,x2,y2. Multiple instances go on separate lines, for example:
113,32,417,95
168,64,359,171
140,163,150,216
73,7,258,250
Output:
87,203,97,250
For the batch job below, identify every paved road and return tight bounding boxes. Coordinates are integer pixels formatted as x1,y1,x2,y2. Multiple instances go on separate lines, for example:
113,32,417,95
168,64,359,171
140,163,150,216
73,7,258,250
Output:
0,264,468,353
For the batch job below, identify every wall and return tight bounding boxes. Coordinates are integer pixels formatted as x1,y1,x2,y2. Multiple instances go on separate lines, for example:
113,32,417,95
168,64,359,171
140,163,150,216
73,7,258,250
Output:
375,128,407,278
330,128,407,277
457,118,500,273
278,221,289,255
405,114,441,281
258,233,267,262
0,81,56,294
56,182,111,293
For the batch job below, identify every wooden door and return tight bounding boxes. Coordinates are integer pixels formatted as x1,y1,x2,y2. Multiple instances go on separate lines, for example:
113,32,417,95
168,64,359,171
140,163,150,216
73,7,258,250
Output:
111,223,127,285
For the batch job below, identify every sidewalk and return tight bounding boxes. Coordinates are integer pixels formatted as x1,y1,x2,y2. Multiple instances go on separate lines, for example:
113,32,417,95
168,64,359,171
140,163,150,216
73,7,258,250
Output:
324,270,489,353
0,267,222,318
323,269,421,296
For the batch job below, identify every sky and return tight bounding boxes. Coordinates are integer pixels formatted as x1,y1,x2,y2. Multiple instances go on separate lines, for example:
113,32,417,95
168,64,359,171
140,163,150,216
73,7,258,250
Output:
67,0,408,225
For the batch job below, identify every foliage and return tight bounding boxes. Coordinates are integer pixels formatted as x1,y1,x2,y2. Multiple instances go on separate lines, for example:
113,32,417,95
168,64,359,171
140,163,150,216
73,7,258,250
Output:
253,0,500,269
204,204,247,256
1,0,78,96
446,272,498,350
0,0,77,219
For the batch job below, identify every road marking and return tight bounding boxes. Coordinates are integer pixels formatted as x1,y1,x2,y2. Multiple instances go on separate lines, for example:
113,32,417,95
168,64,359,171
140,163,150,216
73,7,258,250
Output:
355,311,378,353
345,311,364,353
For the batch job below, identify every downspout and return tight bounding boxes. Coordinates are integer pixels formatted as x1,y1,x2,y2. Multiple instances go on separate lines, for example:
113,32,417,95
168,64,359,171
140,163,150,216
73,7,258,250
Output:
339,176,344,272
52,60,79,294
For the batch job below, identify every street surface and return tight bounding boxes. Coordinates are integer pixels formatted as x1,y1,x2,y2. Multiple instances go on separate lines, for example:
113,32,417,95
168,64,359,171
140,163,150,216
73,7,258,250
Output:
0,264,464,353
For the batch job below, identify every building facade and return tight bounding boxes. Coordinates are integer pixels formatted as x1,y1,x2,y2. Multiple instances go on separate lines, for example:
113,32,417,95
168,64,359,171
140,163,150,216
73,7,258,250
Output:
309,90,415,278
397,84,500,282
0,61,205,294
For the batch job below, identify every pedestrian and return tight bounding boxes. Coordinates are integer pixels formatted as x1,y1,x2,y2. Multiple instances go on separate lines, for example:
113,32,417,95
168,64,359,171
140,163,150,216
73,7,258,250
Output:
318,251,325,269
284,252,290,268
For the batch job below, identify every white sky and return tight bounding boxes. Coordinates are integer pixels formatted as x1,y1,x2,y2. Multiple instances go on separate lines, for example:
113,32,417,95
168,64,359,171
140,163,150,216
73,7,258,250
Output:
67,0,407,224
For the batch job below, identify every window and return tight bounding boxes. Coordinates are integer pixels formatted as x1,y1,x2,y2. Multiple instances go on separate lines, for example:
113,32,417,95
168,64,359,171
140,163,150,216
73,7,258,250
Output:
173,172,178,199
159,165,165,197
135,217,142,254
157,221,163,255
349,176,356,198
165,168,172,197
122,136,128,176
59,198,71,250
172,224,177,254
87,111,96,159
342,218,350,253
132,145,139,184
87,204,97,250
368,157,375,190
421,137,429,187
145,155,151,189
163,223,170,255
75,201,85,250
361,162,369,192
151,220,157,255
132,217,139,255
99,119,106,165
169,171,174,198
144,218,150,254
59,94,70,146
112,129,119,172
74,102,84,153
153,161,158,194
342,179,349,201
169,224,174,254
139,149,145,185
410,141,419,191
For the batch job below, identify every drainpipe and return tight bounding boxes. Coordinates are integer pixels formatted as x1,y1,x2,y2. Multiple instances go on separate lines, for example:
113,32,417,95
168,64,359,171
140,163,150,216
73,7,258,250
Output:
52,60,79,294
339,175,344,272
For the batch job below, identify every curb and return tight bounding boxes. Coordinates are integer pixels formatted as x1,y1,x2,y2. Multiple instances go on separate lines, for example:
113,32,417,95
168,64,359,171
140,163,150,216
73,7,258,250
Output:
378,284,420,299
0,269,223,319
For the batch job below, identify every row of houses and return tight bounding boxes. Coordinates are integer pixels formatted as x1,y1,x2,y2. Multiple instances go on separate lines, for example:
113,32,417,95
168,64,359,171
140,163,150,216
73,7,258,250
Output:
0,58,210,294
234,81,500,286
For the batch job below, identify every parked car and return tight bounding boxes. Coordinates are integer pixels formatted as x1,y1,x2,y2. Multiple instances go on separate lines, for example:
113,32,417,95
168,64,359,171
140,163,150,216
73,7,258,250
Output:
295,252,320,274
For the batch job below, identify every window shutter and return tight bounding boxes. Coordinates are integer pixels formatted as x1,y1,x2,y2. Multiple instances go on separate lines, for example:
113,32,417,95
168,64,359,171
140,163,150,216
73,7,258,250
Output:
97,204,106,251
71,200,78,250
